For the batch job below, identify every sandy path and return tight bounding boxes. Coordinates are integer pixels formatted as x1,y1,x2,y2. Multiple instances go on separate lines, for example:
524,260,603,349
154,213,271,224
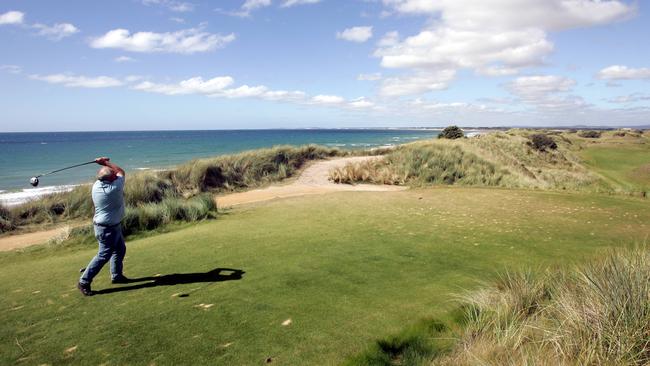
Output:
0,225,76,252
216,156,405,208
0,156,404,251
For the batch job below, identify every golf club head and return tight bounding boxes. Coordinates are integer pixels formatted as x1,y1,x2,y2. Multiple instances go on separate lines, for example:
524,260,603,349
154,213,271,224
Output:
30,177,39,187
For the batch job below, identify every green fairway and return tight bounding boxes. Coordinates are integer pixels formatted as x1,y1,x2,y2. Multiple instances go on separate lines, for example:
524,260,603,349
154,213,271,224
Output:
580,142,650,192
1,188,649,365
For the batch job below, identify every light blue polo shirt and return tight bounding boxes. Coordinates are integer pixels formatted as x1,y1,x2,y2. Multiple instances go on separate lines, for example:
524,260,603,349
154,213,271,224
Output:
92,176,125,226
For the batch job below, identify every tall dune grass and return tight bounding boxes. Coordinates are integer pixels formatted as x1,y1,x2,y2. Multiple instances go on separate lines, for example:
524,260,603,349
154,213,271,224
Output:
436,246,650,365
2,145,345,235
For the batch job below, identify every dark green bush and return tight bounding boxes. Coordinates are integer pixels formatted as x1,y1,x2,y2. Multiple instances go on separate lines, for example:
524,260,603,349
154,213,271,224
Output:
438,126,464,139
578,130,601,138
527,134,557,151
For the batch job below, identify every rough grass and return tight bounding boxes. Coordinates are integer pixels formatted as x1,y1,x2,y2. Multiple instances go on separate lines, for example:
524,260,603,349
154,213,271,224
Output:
1,188,648,365
434,245,650,365
330,132,605,192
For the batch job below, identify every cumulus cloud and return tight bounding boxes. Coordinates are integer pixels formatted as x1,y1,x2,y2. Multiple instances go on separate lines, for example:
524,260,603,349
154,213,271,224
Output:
379,70,456,96
506,75,587,110
0,10,24,25
141,0,194,12
33,23,79,41
337,26,373,43
348,97,374,108
281,0,321,8
374,0,634,97
90,28,235,54
30,74,124,88
597,65,650,80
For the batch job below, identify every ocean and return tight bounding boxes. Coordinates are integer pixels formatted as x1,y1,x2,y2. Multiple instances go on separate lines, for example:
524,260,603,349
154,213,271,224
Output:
0,129,443,205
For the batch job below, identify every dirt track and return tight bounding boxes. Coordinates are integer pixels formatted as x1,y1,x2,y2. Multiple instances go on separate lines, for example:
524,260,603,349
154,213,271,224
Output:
0,156,404,251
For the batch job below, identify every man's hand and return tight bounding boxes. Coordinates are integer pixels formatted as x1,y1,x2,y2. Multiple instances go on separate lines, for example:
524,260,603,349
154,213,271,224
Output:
95,157,110,166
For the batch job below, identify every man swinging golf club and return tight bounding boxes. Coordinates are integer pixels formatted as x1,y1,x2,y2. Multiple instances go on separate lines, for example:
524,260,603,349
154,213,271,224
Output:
77,157,130,296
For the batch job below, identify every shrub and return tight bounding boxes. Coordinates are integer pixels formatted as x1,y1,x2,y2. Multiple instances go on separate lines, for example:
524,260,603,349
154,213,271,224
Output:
527,134,557,151
578,130,601,138
438,126,464,139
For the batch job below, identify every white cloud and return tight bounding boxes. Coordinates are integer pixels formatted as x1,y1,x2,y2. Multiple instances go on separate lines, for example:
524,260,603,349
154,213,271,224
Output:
262,90,307,101
90,28,235,54
0,10,24,25
507,75,586,110
311,95,345,104
281,0,321,8
337,26,373,43
597,65,650,80
33,23,79,41
348,97,374,108
170,17,185,23
114,56,136,63
225,0,272,17
133,76,235,95
379,70,456,96
374,0,634,98
358,72,382,81
30,74,124,88
142,0,194,12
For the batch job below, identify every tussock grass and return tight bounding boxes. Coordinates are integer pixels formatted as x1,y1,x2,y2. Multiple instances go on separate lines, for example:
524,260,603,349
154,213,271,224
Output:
436,246,650,366
330,132,606,192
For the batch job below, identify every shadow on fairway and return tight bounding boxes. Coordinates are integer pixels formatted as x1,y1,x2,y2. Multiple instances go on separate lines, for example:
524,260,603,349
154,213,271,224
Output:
93,268,245,295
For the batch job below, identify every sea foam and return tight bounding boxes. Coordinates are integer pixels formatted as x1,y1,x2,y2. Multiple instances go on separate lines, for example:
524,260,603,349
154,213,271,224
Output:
0,185,77,207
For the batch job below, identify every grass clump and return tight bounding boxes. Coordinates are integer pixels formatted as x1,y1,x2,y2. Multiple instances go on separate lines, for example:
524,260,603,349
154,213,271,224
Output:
438,125,464,139
0,205,14,233
435,246,650,365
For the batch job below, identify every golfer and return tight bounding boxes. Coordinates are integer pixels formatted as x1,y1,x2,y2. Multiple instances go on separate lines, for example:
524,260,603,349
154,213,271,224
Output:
77,157,129,296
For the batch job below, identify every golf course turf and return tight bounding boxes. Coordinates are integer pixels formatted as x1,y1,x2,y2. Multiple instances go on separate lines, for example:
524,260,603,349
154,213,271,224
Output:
1,187,648,365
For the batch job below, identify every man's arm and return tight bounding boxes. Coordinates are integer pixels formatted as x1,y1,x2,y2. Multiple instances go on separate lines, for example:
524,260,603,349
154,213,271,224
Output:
95,157,125,177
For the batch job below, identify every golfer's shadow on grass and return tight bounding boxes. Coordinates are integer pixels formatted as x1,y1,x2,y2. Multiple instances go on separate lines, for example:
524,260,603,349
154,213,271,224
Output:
93,268,245,295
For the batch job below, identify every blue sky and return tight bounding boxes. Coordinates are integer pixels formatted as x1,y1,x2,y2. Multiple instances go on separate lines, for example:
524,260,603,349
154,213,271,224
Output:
0,0,649,131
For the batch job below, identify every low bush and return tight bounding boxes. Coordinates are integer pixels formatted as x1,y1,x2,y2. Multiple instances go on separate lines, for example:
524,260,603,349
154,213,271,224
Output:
438,125,464,139
527,134,557,151
578,130,601,138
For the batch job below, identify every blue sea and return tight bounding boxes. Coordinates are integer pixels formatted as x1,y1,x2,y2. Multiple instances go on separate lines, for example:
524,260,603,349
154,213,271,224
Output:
0,129,443,204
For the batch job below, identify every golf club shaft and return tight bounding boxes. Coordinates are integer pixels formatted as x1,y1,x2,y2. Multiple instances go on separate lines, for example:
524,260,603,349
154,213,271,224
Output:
36,161,96,178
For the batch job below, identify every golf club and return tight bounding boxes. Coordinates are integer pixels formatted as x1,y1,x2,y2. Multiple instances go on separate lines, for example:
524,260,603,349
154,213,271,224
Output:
30,160,96,187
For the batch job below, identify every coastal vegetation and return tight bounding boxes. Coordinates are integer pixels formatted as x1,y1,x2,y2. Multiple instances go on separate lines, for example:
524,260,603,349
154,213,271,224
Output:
329,129,649,195
0,145,344,236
